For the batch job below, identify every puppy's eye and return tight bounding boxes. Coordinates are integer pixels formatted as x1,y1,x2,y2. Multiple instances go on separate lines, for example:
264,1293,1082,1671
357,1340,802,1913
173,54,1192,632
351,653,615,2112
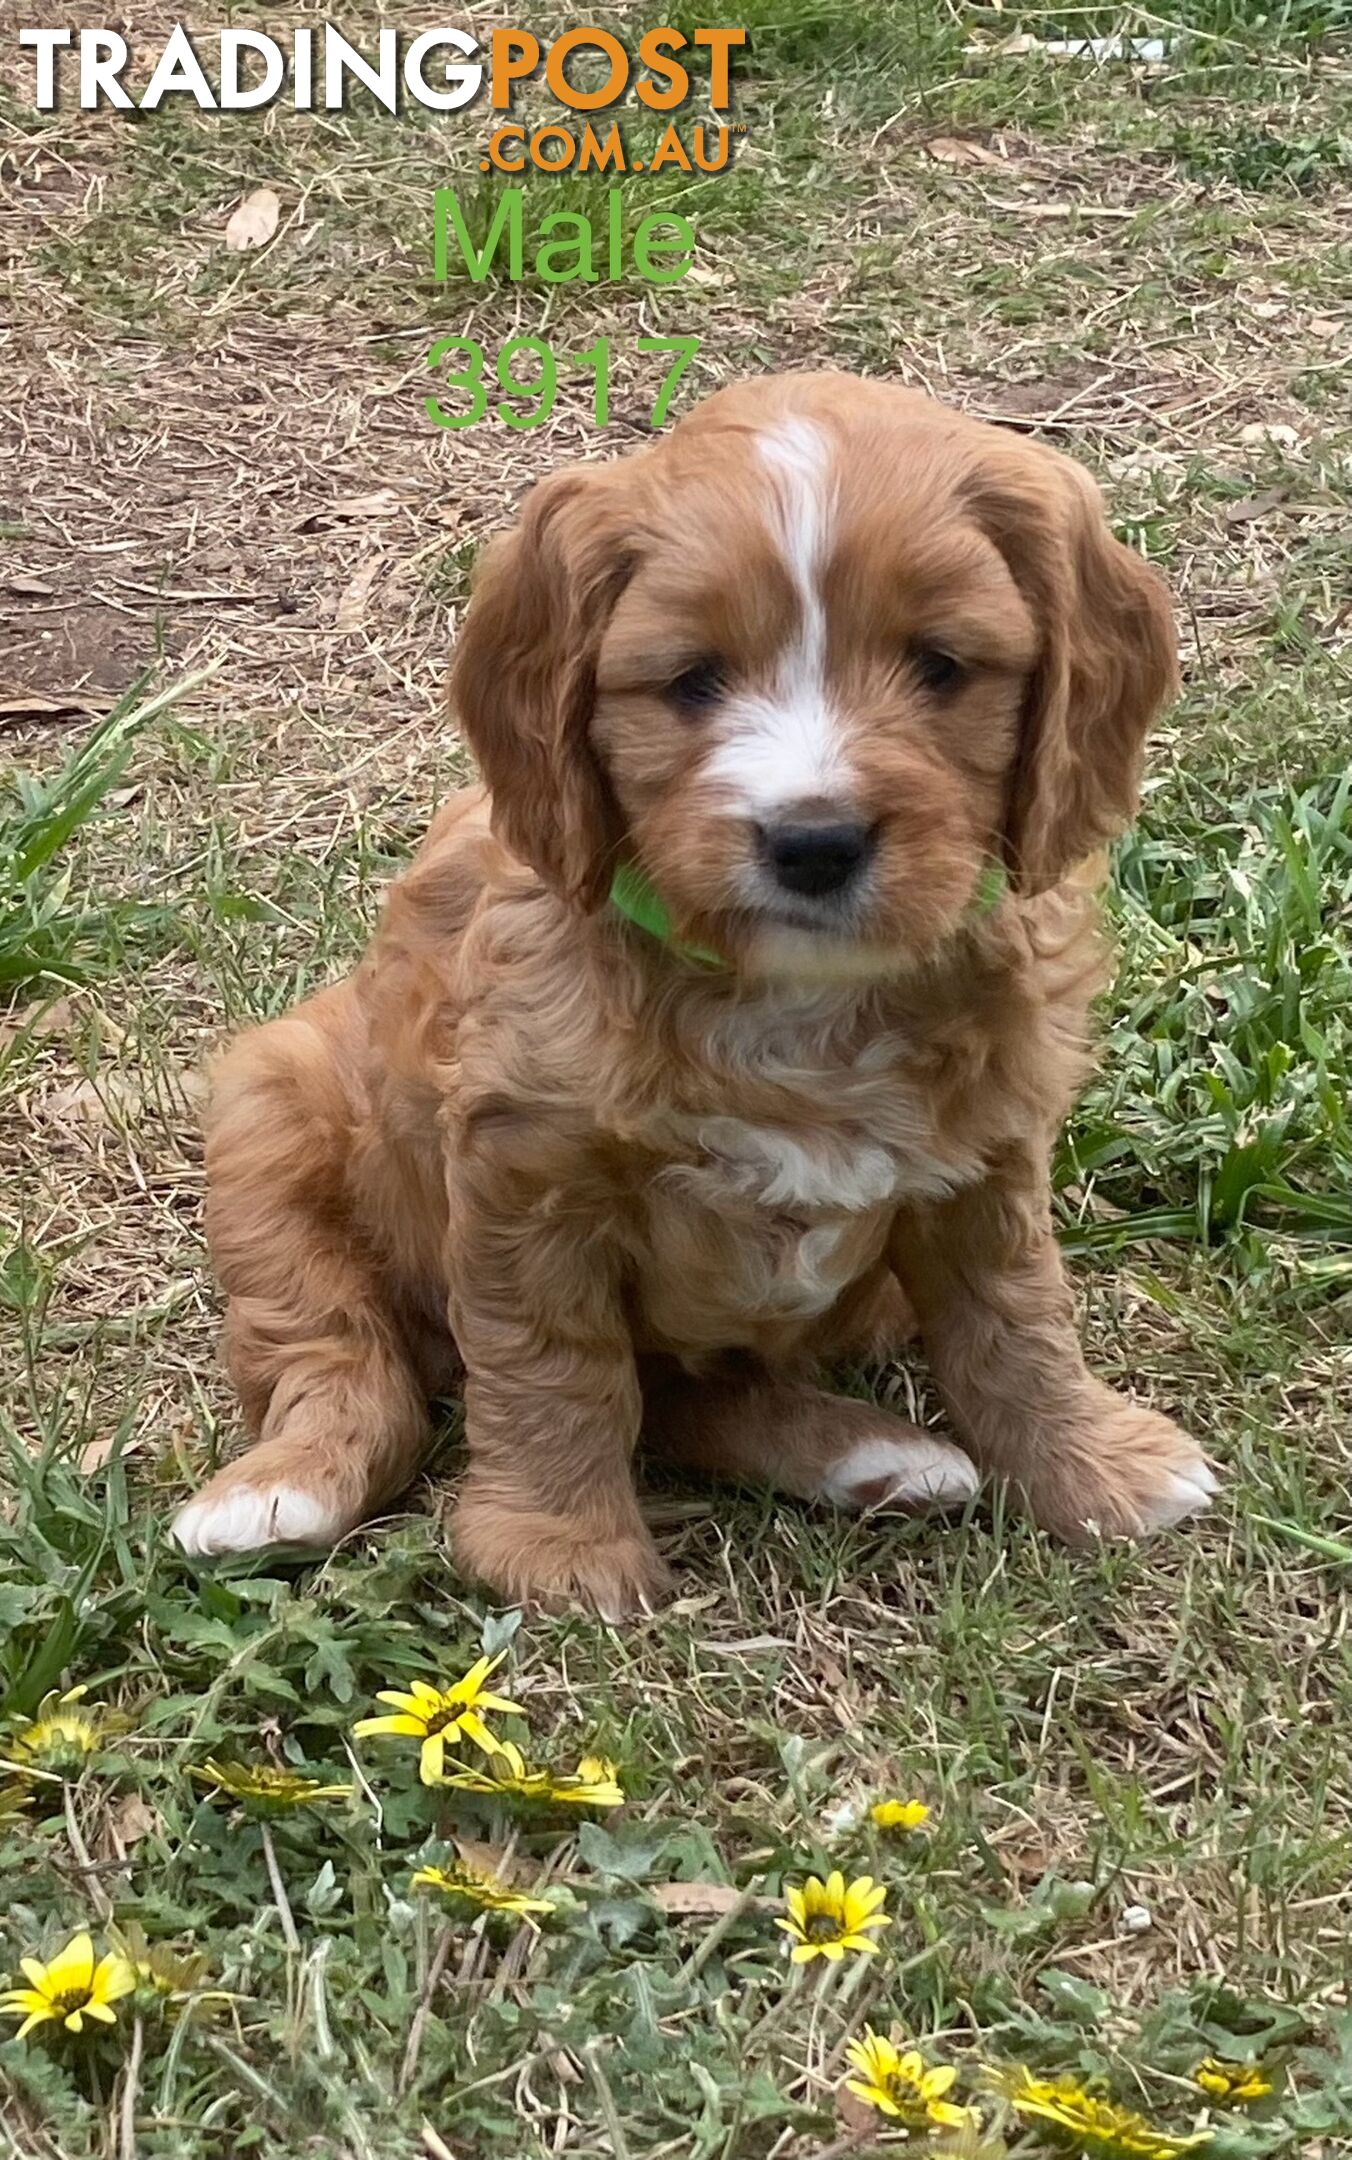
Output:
912,646,966,696
666,658,727,716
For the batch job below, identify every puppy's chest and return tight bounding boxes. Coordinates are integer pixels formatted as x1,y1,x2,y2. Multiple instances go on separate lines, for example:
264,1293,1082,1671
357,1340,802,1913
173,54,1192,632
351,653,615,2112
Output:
632,1060,982,1341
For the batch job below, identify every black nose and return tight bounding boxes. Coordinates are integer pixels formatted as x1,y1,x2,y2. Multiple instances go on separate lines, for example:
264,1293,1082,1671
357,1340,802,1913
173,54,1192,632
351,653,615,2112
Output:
760,818,875,898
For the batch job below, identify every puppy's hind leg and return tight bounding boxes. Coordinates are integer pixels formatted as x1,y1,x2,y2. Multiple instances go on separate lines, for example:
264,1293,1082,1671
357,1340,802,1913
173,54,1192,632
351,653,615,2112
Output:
643,1359,978,1516
173,996,432,1558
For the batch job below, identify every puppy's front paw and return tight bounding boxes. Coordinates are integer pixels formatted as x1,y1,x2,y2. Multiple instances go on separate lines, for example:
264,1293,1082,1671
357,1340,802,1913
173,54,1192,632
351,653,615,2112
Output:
172,1453,355,1557
1034,1403,1219,1543
452,1493,676,1620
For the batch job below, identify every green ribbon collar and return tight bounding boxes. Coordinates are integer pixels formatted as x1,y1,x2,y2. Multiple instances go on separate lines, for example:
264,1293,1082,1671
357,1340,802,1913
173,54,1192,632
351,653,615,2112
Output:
608,857,1008,967
609,861,726,968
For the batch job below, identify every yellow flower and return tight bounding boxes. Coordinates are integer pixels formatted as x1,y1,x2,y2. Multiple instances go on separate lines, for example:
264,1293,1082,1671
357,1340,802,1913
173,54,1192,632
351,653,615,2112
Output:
190,1758,352,1813
411,1860,555,1920
441,1741,624,1808
3,1687,126,1779
353,1655,522,1783
573,1756,625,1804
108,1923,232,2017
0,1931,135,2040
993,2066,1212,2157
871,1798,931,1833
776,1872,890,1964
845,2028,978,2131
113,1922,206,1997
1194,2059,1273,2106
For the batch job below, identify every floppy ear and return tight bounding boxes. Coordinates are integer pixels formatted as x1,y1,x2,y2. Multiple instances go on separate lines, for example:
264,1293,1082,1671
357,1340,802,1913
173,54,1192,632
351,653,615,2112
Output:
450,461,637,910
974,441,1179,896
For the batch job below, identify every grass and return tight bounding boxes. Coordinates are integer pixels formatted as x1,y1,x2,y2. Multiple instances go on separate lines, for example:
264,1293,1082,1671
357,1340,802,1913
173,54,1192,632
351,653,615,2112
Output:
0,676,220,1001
2,1,1352,2155
1064,774,1352,1260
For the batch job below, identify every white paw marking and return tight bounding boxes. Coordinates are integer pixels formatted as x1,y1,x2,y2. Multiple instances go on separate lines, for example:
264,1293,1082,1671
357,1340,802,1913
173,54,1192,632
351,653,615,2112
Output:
821,1435,980,1512
1134,1458,1219,1533
172,1483,341,1557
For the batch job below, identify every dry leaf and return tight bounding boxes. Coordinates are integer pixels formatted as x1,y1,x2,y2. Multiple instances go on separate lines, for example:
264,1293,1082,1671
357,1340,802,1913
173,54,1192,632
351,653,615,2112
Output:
300,490,404,530
837,2080,882,2137
335,557,381,632
0,679,96,720
47,1067,205,1125
704,1633,790,1653
1224,487,1290,525
1240,421,1300,449
48,1077,111,1123
998,1842,1054,1881
110,1792,158,1848
335,489,402,518
453,1836,517,1884
225,187,281,252
80,1429,146,1473
649,1883,749,1918
27,996,75,1040
4,575,55,598
928,136,1004,166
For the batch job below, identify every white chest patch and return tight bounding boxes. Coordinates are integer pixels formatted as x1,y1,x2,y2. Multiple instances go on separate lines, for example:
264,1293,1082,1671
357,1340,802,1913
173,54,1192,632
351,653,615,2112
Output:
690,1116,903,1212
633,999,985,1347
646,1112,967,1330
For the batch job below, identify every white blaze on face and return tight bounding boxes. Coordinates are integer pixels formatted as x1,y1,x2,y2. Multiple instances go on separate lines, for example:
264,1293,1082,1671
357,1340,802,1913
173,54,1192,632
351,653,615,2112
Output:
705,417,853,819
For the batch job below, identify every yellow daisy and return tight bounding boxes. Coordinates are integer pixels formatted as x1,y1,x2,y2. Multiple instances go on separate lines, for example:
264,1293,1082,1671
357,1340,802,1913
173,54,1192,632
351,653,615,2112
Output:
776,1872,890,1963
353,1655,522,1783
1194,2059,1273,2106
0,1931,135,2040
871,1798,931,1833
845,2028,978,2131
109,1923,233,2016
3,1686,125,1778
411,1860,555,1920
190,1758,352,1813
573,1756,625,1804
993,2066,1212,2157
441,1741,624,1808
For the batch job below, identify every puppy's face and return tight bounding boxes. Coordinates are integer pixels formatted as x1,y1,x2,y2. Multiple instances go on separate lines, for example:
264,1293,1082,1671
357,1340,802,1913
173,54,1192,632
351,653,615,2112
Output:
453,374,1178,978
592,399,1038,975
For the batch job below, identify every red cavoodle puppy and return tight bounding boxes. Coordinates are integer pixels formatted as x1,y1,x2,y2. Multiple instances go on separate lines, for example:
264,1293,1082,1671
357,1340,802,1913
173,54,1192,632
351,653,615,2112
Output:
174,372,1216,1612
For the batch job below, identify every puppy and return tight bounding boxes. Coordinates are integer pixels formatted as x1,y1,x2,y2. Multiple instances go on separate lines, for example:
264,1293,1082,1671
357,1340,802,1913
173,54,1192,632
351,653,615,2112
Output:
174,371,1216,1611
